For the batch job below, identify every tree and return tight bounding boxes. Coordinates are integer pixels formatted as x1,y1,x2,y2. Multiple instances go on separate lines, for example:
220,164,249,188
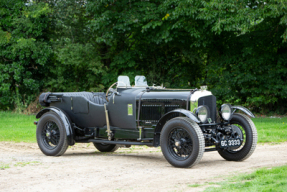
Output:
86,0,206,87
1,0,286,113
0,0,52,110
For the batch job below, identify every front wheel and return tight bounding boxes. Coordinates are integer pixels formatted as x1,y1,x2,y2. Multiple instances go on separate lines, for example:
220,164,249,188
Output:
218,113,257,161
160,117,205,168
93,143,119,152
36,112,68,156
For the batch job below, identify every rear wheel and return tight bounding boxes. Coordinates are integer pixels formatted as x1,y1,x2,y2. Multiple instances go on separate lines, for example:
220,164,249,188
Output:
36,112,68,156
160,117,205,168
218,113,257,161
93,143,119,152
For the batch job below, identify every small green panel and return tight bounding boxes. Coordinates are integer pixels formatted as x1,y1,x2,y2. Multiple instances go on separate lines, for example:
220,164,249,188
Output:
128,104,133,116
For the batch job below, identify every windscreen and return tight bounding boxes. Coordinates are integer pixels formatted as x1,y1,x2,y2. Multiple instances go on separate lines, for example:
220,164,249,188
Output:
135,75,148,87
117,76,131,87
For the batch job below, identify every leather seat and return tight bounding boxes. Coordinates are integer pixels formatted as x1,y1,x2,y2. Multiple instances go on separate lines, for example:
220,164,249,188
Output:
90,92,107,105
63,92,107,105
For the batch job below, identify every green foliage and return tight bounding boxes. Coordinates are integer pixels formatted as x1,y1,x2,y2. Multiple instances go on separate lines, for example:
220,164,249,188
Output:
0,163,10,170
49,42,106,92
47,0,107,92
205,0,287,113
14,161,41,167
0,0,286,113
0,0,52,110
86,0,206,87
204,165,287,192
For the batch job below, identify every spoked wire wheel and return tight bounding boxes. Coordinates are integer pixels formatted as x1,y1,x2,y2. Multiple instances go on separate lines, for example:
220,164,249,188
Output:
160,117,204,168
218,113,257,161
168,128,193,160
37,112,68,156
93,142,119,152
41,121,60,150
227,123,246,152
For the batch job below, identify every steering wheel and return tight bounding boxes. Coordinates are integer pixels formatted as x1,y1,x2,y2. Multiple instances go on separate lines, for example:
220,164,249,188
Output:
106,82,118,102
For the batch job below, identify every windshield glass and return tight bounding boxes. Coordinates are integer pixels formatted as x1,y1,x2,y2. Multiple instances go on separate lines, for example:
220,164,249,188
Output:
135,76,148,87
117,76,131,87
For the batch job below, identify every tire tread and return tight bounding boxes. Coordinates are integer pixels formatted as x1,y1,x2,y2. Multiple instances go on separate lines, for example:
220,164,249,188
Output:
177,117,205,167
218,113,257,161
236,113,257,161
37,112,69,156
160,117,205,168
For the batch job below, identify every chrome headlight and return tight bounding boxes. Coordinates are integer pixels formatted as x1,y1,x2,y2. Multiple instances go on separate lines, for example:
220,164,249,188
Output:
196,106,210,123
220,104,232,121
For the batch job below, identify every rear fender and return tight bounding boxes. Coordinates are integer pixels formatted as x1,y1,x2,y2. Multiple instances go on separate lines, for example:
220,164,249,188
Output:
36,107,75,145
231,106,255,118
153,109,200,147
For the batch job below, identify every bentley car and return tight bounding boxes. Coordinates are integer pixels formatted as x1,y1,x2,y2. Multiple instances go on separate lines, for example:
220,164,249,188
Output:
35,76,257,168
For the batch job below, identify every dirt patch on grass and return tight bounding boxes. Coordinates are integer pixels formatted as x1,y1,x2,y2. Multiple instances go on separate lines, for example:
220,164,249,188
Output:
0,142,287,192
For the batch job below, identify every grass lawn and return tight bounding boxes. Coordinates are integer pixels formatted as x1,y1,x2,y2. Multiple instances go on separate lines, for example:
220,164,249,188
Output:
0,111,37,142
0,111,286,143
203,165,287,192
253,117,287,143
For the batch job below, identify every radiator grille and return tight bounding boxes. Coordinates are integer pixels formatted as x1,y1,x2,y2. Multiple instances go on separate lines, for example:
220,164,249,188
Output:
138,99,186,125
140,104,180,121
140,105,162,120
198,95,217,123
164,105,180,113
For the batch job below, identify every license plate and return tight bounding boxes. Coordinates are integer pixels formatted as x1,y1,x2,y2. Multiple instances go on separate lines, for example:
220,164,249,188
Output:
220,139,241,148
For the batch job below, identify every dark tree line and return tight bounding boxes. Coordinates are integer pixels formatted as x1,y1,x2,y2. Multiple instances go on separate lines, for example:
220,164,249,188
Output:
0,0,286,114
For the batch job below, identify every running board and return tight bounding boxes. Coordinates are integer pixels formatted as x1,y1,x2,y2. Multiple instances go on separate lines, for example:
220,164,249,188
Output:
88,139,154,146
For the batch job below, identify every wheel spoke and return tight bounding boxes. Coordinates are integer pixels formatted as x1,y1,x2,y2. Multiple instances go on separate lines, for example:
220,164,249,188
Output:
177,148,182,156
227,123,246,152
168,127,193,160
50,137,56,145
186,145,193,155
41,121,60,149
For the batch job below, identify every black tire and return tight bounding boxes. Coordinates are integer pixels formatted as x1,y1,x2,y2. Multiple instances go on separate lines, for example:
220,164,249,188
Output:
93,143,119,152
160,117,205,168
218,113,257,161
36,112,68,156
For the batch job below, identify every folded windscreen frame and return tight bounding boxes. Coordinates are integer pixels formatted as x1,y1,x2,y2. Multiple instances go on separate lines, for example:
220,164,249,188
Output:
135,75,148,87
117,76,131,88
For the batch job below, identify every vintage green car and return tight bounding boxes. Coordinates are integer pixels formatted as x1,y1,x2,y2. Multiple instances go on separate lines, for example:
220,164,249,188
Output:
35,76,257,168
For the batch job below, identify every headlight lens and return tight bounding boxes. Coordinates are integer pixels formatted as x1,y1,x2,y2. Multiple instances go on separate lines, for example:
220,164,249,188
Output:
221,104,232,121
196,106,209,123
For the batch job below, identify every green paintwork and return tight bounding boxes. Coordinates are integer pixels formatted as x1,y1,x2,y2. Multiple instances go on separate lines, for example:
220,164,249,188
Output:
128,104,133,116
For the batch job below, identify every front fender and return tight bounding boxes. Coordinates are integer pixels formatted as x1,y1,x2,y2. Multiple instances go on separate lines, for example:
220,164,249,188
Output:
231,106,255,118
153,109,200,146
36,107,75,145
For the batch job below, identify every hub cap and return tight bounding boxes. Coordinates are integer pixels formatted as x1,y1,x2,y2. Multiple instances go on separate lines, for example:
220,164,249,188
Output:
46,131,51,137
